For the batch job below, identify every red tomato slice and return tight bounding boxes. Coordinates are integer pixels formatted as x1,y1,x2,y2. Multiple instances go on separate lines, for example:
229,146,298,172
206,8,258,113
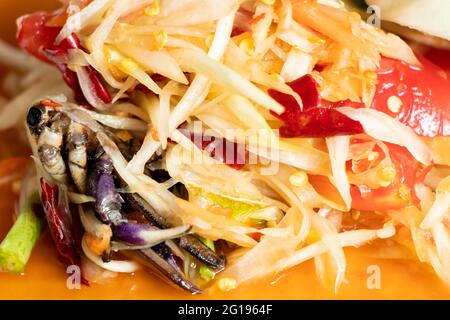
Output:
16,12,61,64
387,144,421,191
371,56,450,137
269,56,450,138
309,175,346,206
17,11,112,105
423,47,450,72
349,143,425,211
350,184,409,211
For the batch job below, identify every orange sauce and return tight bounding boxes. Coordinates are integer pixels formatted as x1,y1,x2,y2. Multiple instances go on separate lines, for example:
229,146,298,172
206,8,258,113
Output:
0,0,449,300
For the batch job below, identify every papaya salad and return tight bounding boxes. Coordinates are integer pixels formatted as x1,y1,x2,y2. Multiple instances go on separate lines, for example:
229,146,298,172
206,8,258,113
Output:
0,0,449,294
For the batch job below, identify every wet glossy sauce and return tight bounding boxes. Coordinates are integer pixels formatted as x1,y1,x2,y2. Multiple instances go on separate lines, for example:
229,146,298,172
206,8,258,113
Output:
0,0,449,300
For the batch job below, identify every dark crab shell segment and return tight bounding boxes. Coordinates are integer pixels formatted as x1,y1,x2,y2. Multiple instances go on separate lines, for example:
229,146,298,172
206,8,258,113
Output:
138,247,202,294
91,154,124,225
67,122,89,194
37,127,68,185
27,105,92,189
113,223,191,246
178,235,226,271
124,192,226,270
27,105,51,135
124,192,169,229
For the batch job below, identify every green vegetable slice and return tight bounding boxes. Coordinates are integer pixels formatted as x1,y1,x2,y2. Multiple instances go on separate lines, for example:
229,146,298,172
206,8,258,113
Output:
0,193,43,273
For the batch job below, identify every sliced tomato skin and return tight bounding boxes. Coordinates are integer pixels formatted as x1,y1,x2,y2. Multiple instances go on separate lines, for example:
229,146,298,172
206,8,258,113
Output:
423,47,450,72
309,175,346,206
232,7,253,37
387,144,420,190
17,12,112,106
371,56,450,137
16,12,61,64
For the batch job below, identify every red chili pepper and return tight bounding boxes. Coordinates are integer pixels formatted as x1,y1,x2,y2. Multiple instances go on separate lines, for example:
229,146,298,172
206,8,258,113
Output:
179,129,246,170
85,63,113,104
17,12,112,106
268,75,364,137
209,140,246,171
232,7,253,37
40,178,89,285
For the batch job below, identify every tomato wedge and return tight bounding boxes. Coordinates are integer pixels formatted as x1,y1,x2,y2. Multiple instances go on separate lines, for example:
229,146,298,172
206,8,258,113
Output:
371,56,450,137
17,11,112,106
349,144,427,211
350,184,409,212
423,47,450,72
17,12,61,63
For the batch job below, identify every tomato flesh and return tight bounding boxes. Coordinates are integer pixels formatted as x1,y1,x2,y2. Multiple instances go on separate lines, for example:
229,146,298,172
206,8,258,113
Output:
371,56,450,137
17,12,61,64
17,12,112,106
350,184,409,211
349,143,424,211
423,47,450,72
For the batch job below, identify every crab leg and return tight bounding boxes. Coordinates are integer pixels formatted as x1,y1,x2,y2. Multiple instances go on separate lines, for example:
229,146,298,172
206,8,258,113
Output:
139,246,202,294
37,128,67,184
67,122,89,193
124,192,226,270
90,153,124,225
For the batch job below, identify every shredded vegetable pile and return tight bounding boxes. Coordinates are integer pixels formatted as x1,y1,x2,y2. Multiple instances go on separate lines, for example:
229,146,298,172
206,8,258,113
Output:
0,0,449,293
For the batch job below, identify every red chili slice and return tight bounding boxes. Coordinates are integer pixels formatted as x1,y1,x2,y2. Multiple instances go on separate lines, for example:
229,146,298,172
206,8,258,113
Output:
268,75,364,138
40,178,89,285
179,129,246,170
232,7,253,37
